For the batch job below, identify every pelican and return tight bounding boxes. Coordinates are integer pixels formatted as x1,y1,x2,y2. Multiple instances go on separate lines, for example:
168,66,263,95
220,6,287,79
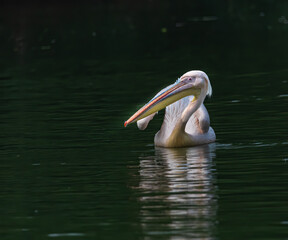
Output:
124,70,216,147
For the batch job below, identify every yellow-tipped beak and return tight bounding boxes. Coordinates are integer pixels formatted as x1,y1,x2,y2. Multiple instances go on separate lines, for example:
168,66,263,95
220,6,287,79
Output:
124,79,200,127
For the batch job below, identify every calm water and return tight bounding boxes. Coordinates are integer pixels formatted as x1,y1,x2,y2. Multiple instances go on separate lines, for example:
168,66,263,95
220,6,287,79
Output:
1,2,288,240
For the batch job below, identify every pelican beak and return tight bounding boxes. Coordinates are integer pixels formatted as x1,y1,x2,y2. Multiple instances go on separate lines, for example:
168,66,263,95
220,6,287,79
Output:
124,78,200,127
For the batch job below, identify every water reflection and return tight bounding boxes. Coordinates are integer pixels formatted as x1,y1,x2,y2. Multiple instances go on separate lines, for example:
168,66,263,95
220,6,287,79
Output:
138,144,217,239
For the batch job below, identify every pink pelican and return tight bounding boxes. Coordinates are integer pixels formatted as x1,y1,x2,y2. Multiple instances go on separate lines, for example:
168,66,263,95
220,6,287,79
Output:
125,70,216,147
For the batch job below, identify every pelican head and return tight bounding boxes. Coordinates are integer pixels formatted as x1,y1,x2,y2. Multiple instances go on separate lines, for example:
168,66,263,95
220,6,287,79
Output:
124,70,212,127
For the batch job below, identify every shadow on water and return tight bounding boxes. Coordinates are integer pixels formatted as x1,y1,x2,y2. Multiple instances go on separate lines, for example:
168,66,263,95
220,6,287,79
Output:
136,144,217,239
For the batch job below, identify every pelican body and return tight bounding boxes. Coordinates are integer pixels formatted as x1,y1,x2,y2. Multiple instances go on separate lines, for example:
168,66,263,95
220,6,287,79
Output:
125,70,216,147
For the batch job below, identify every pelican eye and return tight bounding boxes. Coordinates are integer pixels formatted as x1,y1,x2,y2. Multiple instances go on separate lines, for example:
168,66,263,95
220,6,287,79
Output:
183,76,195,83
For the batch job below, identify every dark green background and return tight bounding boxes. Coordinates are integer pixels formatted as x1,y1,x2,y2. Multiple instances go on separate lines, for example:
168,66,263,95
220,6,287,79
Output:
0,1,288,239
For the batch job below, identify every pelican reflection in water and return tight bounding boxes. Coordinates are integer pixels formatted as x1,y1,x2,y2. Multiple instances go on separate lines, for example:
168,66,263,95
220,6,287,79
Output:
125,70,216,147
137,144,217,239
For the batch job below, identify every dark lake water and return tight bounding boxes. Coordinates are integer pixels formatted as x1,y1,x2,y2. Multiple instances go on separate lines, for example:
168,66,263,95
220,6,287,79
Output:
1,2,288,240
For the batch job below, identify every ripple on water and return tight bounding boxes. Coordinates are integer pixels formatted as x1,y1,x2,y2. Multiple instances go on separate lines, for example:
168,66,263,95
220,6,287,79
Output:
278,94,288,98
48,233,85,238
215,142,278,150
